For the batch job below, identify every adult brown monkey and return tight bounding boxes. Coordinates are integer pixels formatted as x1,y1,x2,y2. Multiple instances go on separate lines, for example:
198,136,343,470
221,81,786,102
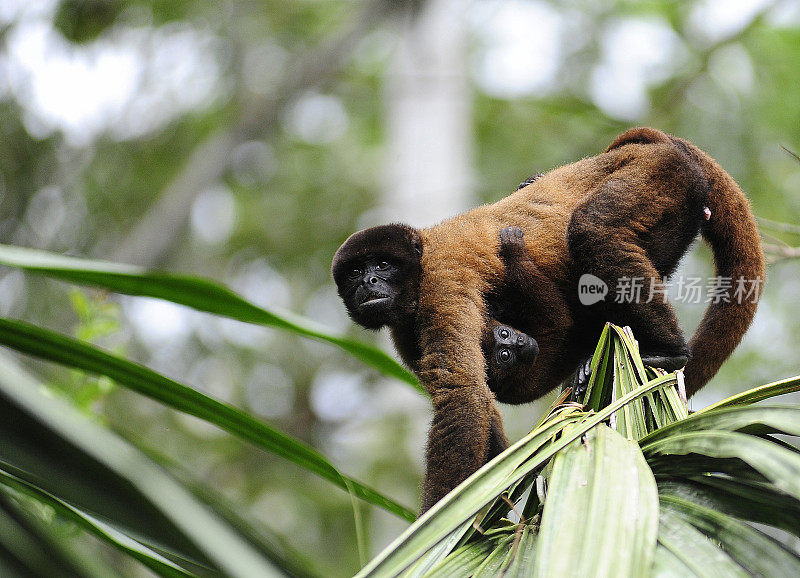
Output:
332,127,765,512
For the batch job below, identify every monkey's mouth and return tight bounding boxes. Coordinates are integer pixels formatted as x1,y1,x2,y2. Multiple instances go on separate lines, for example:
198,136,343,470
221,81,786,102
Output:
360,295,390,308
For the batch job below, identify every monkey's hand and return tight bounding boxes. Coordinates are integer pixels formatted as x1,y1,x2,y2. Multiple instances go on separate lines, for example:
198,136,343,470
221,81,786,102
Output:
499,226,526,256
498,227,535,290
570,352,688,403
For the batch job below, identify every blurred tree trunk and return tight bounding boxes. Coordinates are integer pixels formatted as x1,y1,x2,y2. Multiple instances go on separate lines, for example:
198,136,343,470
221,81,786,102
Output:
382,0,473,227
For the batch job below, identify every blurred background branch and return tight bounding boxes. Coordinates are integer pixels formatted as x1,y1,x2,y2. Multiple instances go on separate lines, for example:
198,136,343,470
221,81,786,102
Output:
112,0,411,266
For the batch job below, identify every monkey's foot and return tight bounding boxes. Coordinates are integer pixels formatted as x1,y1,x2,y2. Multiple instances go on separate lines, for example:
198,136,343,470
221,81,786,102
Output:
640,353,688,372
568,353,687,403
568,358,593,402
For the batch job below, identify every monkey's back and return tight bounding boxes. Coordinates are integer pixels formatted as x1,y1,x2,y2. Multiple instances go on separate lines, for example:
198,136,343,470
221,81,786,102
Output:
419,150,641,287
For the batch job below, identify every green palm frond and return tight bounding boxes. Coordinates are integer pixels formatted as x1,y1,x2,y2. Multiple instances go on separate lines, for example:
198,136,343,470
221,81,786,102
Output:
359,324,800,578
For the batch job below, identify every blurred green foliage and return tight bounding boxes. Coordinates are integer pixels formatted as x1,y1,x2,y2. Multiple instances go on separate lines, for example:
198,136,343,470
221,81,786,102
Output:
66,288,120,411
1,0,800,574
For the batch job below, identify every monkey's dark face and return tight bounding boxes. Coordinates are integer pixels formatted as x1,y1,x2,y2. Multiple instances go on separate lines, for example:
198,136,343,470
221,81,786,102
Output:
339,257,405,328
488,325,538,372
332,224,422,330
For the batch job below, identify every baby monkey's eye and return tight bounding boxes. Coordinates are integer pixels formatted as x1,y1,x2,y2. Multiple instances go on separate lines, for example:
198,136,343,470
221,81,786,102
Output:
376,261,390,270
349,268,362,279
499,328,510,339
499,348,512,363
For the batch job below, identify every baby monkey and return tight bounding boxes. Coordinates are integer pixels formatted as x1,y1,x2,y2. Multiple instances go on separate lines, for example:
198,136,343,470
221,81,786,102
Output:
482,319,539,398
480,225,570,405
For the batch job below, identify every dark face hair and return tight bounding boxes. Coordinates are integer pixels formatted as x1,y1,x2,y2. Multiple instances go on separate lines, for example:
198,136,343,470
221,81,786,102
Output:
331,224,422,329
490,325,538,370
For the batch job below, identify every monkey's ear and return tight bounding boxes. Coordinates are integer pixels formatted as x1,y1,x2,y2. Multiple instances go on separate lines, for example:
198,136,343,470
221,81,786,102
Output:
387,222,422,259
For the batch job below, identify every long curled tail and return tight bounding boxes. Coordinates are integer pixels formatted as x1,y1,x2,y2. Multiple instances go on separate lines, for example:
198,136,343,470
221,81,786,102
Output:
672,136,765,396
607,127,765,396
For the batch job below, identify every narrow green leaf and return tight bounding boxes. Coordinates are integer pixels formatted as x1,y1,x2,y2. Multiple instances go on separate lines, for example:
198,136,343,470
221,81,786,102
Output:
419,541,493,578
643,405,800,445
473,465,543,543
0,493,103,578
534,425,659,578
0,316,415,522
613,343,648,440
643,430,800,503
0,469,193,577
607,324,685,438
658,478,800,536
651,544,697,578
357,414,582,578
661,495,800,576
656,508,746,578
473,534,515,578
0,352,285,578
645,392,668,431
137,445,321,578
698,375,800,412
0,243,419,389
502,525,537,578
403,520,473,578
661,385,689,422
614,325,650,383
584,324,613,409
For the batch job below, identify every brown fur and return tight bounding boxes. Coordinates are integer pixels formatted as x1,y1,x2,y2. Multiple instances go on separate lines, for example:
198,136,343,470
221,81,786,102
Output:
333,127,765,512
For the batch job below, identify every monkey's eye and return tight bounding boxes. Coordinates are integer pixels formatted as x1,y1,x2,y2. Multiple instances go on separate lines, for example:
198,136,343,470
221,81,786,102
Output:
348,267,363,279
499,328,510,339
498,348,512,364
376,261,390,271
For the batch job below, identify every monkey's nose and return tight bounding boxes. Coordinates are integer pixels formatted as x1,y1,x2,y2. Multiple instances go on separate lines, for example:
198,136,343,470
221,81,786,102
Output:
519,339,539,362
368,276,379,284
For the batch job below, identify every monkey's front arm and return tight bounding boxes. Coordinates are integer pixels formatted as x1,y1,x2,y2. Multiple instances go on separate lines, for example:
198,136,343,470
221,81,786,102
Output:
415,276,506,512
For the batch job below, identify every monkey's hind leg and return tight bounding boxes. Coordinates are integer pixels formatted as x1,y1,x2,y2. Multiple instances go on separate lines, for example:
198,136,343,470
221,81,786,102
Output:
567,181,690,371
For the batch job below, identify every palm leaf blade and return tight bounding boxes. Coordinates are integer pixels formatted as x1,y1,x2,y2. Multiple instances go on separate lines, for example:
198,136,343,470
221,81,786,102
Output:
656,508,747,577
661,495,800,576
0,316,415,522
658,477,800,535
0,353,285,577
0,469,193,577
0,243,419,388
534,424,658,578
643,430,800,502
